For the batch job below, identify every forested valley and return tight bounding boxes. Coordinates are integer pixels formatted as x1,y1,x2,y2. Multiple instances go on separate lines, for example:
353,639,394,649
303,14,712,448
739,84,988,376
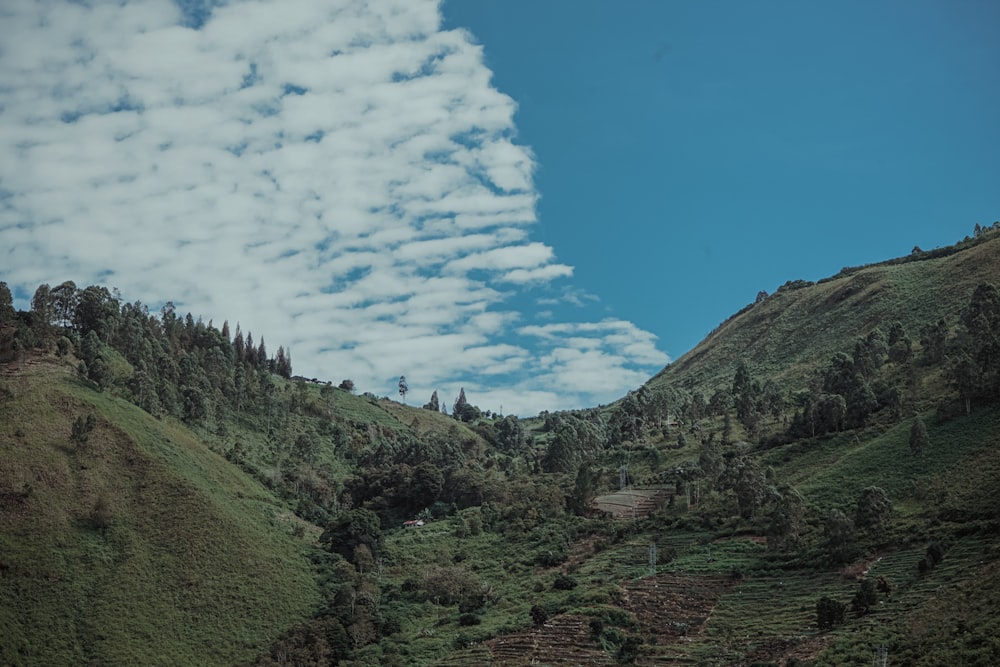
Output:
2,226,1000,666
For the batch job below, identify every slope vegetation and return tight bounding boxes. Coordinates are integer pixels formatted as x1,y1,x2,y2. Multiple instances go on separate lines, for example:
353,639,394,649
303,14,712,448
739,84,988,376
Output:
0,359,318,666
652,232,1000,395
2,228,999,666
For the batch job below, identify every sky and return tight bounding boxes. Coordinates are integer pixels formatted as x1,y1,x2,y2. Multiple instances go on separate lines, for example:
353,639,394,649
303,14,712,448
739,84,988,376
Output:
1,1,998,416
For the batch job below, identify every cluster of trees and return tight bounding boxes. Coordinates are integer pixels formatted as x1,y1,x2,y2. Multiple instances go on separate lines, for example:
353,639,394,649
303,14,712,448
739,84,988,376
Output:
420,387,484,422
949,283,1000,413
731,361,785,437
3,281,295,426
787,326,904,438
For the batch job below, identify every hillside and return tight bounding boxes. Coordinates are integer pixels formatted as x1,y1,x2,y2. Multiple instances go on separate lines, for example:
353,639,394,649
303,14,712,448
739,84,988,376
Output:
2,228,1000,666
0,359,319,665
650,231,1000,397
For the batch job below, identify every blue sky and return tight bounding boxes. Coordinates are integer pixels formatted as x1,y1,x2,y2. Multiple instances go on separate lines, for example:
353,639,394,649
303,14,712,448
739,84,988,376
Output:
1,0,997,415
442,0,1000,357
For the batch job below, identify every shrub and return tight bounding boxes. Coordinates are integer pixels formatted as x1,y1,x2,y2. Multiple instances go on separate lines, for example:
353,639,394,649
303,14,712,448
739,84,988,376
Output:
553,574,577,590
926,542,946,566
90,495,113,531
816,596,845,630
851,579,878,615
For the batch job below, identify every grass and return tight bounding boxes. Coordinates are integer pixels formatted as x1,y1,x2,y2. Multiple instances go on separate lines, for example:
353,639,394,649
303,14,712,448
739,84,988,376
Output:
0,363,319,666
755,406,1000,516
649,233,1000,399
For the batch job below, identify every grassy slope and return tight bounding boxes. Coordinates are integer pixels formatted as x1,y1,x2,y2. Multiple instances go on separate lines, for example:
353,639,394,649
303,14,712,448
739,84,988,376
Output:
0,361,319,667
651,233,1000,396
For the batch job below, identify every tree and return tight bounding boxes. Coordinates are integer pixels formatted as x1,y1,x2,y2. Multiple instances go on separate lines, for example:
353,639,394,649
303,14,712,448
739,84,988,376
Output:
73,285,119,342
409,462,444,510
71,414,97,445
78,330,112,390
542,424,578,474
953,282,1000,406
181,384,208,422
853,329,887,380
494,415,531,454
398,375,408,403
824,509,856,563
423,390,439,411
731,361,763,436
767,484,806,550
908,415,929,456
887,321,912,363
698,437,724,489
850,578,878,615
760,379,785,423
816,597,845,630
234,325,245,361
293,432,320,464
321,508,384,561
0,282,17,326
568,464,599,516
452,388,480,423
275,346,292,378
855,486,892,532
919,319,949,364
721,455,771,519
822,352,877,429
339,379,355,393
30,283,54,344
50,280,79,328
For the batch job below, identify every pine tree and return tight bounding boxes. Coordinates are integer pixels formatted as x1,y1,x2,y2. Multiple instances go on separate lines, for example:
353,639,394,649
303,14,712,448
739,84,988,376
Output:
234,325,245,360
0,282,15,326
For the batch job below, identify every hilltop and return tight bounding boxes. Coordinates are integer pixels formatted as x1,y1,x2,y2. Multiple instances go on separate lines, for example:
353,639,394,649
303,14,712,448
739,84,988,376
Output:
651,228,1000,397
1,227,999,666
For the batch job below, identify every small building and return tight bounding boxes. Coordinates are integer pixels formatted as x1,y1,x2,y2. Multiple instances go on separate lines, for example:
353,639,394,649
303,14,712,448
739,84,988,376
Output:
403,519,425,528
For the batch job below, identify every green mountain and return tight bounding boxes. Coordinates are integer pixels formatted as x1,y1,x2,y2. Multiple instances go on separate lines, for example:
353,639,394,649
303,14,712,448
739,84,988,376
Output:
1,228,999,666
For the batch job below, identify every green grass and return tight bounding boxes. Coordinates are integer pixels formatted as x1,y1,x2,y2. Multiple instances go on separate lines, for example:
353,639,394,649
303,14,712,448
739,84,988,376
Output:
755,406,1000,515
0,364,319,666
648,233,1000,399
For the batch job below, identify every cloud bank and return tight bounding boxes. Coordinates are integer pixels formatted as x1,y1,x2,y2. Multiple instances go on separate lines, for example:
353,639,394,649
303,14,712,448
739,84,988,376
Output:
0,0,668,414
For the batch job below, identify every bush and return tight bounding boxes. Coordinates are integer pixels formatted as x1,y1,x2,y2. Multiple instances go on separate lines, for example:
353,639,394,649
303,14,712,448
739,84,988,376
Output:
553,574,578,590
458,613,481,627
535,548,568,567
850,579,878,615
926,542,946,566
90,495,113,531
816,596,845,630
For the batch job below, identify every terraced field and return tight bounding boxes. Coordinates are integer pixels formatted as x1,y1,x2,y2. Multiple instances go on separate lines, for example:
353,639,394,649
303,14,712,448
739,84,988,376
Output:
594,489,670,519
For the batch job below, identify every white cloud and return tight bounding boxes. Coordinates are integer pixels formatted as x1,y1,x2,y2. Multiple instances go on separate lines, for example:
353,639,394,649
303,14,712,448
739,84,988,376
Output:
0,0,668,415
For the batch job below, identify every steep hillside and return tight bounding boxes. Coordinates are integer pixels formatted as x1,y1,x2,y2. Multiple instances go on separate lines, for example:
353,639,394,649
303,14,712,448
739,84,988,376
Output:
650,231,1000,396
0,359,319,666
